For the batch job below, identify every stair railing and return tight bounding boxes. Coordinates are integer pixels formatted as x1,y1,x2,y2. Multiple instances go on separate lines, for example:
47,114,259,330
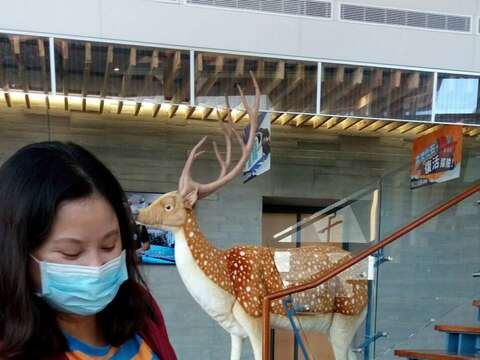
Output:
261,180,480,360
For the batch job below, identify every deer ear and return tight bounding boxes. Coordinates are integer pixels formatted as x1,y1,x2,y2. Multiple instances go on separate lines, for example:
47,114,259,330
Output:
183,188,198,209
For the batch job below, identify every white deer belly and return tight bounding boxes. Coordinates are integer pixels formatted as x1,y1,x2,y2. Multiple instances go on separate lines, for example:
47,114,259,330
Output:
271,313,333,333
174,230,247,337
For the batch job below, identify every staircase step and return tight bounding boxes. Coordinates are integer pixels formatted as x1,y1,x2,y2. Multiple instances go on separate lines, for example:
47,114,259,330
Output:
473,300,480,308
435,325,480,334
394,349,480,360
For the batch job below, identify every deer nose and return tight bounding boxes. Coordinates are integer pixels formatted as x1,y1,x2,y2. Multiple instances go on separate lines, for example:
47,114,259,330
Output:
136,207,156,226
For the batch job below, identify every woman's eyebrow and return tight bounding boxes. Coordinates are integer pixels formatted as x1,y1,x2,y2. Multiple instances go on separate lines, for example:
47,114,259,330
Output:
51,237,84,244
102,228,120,239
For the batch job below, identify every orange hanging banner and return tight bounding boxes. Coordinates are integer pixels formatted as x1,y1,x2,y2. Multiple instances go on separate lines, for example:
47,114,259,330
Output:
410,125,463,189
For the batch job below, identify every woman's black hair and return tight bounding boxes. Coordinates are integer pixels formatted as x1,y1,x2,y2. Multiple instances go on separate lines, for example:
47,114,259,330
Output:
0,141,156,358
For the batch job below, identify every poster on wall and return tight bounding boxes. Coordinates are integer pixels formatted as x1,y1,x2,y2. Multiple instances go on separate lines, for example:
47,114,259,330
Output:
242,112,271,183
410,125,463,189
126,192,175,265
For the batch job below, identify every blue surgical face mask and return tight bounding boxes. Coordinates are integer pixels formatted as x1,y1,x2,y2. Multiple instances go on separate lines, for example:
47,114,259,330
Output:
31,250,128,316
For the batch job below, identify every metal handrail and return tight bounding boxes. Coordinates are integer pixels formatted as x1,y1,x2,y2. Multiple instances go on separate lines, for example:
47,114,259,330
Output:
262,180,480,360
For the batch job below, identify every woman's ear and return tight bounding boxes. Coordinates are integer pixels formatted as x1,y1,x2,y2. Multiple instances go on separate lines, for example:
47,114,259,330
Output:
183,188,198,209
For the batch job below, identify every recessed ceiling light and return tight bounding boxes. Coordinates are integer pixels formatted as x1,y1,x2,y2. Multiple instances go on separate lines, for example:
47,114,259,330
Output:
113,67,120,72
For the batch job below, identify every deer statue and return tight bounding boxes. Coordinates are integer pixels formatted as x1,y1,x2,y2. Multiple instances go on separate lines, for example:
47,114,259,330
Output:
137,72,368,360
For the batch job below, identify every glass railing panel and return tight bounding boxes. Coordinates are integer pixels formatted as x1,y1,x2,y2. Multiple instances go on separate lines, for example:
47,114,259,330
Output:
268,183,381,255
265,140,480,359
378,153,480,239
374,195,480,359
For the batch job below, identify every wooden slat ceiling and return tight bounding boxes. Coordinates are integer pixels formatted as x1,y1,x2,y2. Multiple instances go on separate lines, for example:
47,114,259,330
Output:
0,91,479,139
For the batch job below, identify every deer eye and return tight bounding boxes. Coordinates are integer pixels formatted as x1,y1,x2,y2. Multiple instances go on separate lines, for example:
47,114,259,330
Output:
164,204,174,212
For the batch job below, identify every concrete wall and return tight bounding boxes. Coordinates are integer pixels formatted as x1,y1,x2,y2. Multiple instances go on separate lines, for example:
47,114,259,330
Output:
2,0,480,72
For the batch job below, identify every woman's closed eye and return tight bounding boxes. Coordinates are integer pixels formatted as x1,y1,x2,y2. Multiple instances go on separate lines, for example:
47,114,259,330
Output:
58,250,82,260
101,244,117,251
101,237,120,252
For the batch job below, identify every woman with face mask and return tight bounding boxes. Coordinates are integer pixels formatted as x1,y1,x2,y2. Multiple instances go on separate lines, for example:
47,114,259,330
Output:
0,142,177,359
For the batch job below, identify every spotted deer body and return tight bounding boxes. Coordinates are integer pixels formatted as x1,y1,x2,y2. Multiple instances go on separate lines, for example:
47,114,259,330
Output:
137,74,368,360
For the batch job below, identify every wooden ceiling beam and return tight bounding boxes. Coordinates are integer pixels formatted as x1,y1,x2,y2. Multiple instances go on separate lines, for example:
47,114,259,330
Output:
168,104,178,118
81,42,92,98
61,40,70,97
24,93,31,109
117,100,123,114
342,117,361,130
279,113,296,126
407,72,420,89
396,122,418,134
140,49,159,98
185,106,195,120
352,67,364,85
390,70,402,88
201,107,213,120
312,115,330,129
196,55,224,95
164,51,182,101
264,61,285,94
327,117,350,130
415,124,436,135
372,69,383,88
295,114,313,127
255,60,265,79
466,128,480,137
195,53,203,81
37,39,48,93
4,93,11,107
355,119,374,131
270,113,282,124
234,57,245,78
368,120,391,132
119,47,136,98
384,121,405,133
325,116,339,129
152,103,161,118
100,45,114,98
134,102,141,116
233,110,247,123
404,123,429,135
12,36,27,92
334,65,345,84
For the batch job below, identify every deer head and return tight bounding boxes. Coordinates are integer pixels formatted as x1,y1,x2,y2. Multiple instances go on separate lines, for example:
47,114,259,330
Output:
137,72,261,230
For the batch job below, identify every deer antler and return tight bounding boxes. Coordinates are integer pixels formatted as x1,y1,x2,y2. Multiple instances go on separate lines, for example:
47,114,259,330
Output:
179,71,261,199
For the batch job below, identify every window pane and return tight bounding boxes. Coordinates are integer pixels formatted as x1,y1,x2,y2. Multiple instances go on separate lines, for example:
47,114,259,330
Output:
195,52,317,113
54,39,190,104
321,63,433,121
435,73,480,125
0,34,51,93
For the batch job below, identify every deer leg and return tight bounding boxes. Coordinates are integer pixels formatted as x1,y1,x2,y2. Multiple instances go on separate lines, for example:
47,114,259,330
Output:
230,333,244,360
328,309,367,360
232,301,262,360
